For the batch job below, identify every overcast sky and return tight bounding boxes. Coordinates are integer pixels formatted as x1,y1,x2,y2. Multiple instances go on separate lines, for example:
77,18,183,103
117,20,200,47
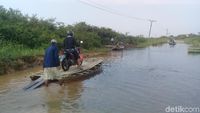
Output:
0,0,199,37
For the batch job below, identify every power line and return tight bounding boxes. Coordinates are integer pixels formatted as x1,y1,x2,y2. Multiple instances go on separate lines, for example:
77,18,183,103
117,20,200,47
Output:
78,0,168,37
78,0,148,21
83,0,114,11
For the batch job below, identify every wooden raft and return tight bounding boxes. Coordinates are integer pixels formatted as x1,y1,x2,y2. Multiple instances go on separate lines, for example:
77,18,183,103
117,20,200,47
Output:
23,58,103,90
60,58,103,80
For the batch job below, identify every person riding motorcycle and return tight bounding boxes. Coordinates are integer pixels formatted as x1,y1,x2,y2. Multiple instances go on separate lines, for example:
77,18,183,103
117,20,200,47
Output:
63,31,80,66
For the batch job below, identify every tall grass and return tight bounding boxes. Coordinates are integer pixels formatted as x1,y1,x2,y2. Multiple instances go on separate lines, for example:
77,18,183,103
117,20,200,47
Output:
0,40,44,61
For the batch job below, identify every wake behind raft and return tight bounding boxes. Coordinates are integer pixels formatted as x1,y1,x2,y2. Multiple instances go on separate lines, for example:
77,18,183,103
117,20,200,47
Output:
23,58,103,91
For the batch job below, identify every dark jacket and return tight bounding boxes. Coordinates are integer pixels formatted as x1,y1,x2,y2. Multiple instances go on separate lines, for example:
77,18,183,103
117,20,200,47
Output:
63,36,76,49
43,44,60,68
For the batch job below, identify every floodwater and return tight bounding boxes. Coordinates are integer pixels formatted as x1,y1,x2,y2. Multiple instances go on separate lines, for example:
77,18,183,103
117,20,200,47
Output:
1,43,200,113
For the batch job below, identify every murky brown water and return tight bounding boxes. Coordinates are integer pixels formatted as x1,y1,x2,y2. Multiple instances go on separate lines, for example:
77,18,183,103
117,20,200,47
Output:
1,43,200,113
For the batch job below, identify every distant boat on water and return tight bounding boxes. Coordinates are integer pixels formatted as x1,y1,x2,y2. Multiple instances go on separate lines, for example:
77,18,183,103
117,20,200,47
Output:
168,39,176,45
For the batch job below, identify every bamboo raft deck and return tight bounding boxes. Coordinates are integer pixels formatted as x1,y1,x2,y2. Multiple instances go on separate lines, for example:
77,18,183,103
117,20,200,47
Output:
60,58,103,81
23,58,103,90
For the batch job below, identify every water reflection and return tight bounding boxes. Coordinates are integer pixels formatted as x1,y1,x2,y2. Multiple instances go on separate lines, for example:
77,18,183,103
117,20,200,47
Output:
188,52,200,56
44,81,83,113
62,82,83,113
169,44,175,48
44,86,63,113
108,50,124,60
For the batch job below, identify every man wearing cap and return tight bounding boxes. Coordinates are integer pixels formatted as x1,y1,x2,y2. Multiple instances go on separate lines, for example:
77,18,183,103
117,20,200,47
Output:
43,39,60,86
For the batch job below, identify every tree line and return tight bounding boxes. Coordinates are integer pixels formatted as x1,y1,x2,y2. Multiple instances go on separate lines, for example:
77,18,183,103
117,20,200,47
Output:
0,6,150,50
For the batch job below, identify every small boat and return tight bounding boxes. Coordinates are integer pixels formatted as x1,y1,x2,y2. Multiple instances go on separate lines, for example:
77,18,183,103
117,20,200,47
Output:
23,58,103,91
168,39,176,45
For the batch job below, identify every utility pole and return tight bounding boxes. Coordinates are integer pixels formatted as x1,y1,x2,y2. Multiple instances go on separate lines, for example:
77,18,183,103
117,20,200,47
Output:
148,20,156,38
166,29,168,36
166,29,170,37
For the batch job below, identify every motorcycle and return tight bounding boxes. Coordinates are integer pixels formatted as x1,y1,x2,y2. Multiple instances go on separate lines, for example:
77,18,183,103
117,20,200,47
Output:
60,41,84,71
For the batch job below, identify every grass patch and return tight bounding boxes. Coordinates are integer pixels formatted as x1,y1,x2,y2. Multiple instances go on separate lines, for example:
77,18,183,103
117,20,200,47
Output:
82,47,109,58
0,41,44,75
184,37,200,47
136,38,167,48
83,47,109,53
183,37,200,53
0,41,44,61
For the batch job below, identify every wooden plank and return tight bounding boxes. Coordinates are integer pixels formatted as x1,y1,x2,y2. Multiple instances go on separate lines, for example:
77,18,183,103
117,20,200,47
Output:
23,77,42,90
26,78,45,91
23,79,40,90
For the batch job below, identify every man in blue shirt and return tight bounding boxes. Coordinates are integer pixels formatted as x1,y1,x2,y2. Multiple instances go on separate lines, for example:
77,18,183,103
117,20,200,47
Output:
43,39,60,86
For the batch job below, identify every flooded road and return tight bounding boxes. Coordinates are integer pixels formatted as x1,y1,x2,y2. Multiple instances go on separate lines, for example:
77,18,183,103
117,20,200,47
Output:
1,43,200,113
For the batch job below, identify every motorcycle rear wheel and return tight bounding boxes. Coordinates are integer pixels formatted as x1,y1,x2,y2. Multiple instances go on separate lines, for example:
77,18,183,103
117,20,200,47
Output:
62,58,70,71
